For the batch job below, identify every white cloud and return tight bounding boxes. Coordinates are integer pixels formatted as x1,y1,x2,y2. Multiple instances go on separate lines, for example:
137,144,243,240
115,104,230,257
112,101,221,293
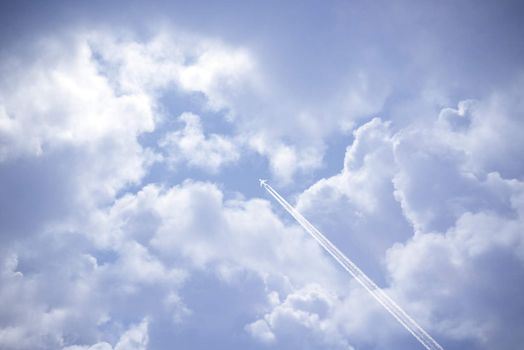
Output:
298,118,396,215
84,27,395,185
0,230,184,350
0,250,96,349
293,82,524,349
0,34,158,237
0,36,154,161
59,28,393,185
0,28,262,247
175,42,255,111
385,194,524,347
0,33,332,340
248,133,324,184
392,88,524,234
114,319,148,350
245,319,276,343
296,118,412,280
85,29,331,184
384,90,524,348
160,112,240,173
64,344,112,350
87,30,256,111
1,15,523,350
0,178,345,350
247,284,354,350
99,180,342,288
62,319,148,350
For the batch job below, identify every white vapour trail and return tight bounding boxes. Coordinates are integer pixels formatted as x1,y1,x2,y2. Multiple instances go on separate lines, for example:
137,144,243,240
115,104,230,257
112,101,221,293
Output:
261,181,444,350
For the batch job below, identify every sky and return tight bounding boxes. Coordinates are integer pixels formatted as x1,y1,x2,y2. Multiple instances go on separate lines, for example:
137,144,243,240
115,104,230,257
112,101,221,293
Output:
1,1,524,349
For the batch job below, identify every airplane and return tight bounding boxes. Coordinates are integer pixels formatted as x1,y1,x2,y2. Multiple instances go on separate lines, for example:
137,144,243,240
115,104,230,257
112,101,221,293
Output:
259,179,268,187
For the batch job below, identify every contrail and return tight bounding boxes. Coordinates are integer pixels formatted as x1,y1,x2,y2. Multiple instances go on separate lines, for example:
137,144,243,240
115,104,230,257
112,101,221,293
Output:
260,180,444,350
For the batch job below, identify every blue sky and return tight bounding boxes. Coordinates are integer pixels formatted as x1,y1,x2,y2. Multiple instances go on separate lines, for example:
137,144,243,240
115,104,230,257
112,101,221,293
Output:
1,1,524,349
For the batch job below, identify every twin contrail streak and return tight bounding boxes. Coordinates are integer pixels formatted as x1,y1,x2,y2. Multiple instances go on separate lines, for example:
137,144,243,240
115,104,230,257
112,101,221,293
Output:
261,181,444,350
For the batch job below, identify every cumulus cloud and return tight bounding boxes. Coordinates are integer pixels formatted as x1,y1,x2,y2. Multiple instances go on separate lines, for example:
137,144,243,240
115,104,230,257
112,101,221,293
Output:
84,29,329,183
62,318,149,350
294,82,524,349
248,134,324,185
246,284,354,350
393,86,524,234
0,27,337,348
0,26,264,243
37,25,394,185
0,175,349,350
100,180,341,288
384,87,524,349
1,4,524,349
0,230,183,350
0,28,263,350
86,30,257,111
386,203,524,348
0,36,154,162
160,112,240,173
297,118,412,281
0,34,158,247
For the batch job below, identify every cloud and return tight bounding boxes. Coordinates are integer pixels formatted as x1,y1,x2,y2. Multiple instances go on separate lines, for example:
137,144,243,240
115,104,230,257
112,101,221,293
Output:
160,112,240,173
296,118,412,281
62,318,148,350
0,27,261,243
86,30,257,112
31,25,392,186
0,176,349,350
113,319,148,350
91,180,362,348
385,188,524,348
246,284,354,350
0,227,183,350
84,29,328,183
0,28,341,349
294,82,524,349
247,134,324,185
1,5,523,349
100,180,342,288
0,35,154,162
0,34,158,247
384,86,524,349
393,85,524,234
